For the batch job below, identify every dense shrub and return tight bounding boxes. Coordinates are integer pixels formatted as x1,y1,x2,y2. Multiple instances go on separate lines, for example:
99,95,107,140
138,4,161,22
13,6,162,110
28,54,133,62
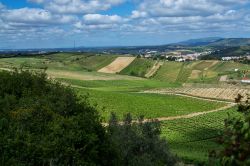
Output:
0,70,113,166
209,95,250,165
107,113,177,166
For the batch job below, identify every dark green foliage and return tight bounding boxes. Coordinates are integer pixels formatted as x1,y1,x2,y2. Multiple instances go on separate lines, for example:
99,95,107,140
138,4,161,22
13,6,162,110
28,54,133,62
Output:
209,95,250,165
107,113,177,166
0,70,113,166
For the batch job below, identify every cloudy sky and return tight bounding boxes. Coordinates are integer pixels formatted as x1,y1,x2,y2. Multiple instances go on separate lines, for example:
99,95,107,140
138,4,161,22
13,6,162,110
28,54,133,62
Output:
1,0,250,49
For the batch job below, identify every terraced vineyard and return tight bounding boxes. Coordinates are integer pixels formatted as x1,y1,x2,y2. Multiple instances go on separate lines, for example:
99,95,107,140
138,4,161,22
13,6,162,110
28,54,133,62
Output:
120,58,154,77
145,87,250,101
76,87,226,121
161,108,241,163
176,63,192,82
153,62,182,82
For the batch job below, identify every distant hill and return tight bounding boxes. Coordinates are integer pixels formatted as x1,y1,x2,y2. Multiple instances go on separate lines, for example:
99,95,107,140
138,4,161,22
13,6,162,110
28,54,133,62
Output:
208,46,250,58
208,38,250,47
176,37,223,46
176,38,250,47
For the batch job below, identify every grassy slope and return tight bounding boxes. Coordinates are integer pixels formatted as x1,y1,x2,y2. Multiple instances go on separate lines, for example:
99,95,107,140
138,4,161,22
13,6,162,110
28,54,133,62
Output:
120,58,155,77
153,62,183,82
58,78,180,91
75,55,117,71
0,53,117,72
161,107,240,164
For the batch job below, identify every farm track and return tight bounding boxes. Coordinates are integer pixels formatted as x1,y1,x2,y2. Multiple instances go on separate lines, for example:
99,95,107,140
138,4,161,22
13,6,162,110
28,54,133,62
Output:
145,61,163,78
150,103,236,122
102,102,236,126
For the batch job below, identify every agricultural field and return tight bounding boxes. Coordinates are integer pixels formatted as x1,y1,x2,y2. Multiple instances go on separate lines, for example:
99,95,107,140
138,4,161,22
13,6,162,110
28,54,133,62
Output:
161,108,241,164
76,87,226,121
144,87,250,102
98,57,135,73
0,53,248,164
153,61,183,82
120,58,155,77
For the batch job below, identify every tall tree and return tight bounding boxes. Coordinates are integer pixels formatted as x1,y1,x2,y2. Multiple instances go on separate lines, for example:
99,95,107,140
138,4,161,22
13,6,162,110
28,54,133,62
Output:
107,113,177,166
0,70,114,166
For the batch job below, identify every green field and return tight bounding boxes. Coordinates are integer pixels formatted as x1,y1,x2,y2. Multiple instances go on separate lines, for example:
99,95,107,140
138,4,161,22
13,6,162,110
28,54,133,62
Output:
55,78,226,121
161,108,241,164
153,62,182,82
0,53,117,72
120,58,155,77
0,53,246,164
58,78,180,91
76,88,226,121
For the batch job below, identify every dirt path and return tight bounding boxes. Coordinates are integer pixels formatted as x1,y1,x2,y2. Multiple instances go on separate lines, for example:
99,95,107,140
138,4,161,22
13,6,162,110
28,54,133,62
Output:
145,61,163,78
102,103,236,126
149,103,236,121
98,57,136,74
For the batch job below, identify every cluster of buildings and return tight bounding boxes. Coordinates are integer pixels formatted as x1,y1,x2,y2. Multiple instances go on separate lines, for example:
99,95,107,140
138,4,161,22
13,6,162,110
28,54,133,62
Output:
141,50,211,62
222,56,250,61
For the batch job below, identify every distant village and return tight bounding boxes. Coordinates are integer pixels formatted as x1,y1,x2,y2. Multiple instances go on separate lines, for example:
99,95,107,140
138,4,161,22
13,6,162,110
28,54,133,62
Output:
139,50,250,62
139,50,211,61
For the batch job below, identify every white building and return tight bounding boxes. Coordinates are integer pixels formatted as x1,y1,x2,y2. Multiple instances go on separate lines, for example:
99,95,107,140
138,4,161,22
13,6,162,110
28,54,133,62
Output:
241,78,250,84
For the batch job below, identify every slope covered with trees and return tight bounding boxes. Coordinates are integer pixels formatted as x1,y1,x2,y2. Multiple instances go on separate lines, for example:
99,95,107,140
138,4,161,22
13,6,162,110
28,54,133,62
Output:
0,70,176,166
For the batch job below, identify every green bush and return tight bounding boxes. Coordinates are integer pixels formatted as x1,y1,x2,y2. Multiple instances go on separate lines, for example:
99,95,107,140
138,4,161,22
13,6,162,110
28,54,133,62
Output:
0,70,113,166
107,113,177,166
209,95,250,165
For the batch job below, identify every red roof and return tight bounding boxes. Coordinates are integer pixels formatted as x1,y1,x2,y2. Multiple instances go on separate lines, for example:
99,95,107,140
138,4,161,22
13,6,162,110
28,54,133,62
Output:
242,77,250,80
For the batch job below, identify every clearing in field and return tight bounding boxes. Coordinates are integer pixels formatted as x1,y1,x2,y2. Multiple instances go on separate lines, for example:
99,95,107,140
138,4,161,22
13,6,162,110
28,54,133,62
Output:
98,57,136,73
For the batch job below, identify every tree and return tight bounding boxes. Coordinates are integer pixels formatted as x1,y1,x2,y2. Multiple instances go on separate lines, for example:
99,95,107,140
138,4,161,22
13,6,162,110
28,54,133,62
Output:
0,70,114,166
209,95,250,166
107,113,177,166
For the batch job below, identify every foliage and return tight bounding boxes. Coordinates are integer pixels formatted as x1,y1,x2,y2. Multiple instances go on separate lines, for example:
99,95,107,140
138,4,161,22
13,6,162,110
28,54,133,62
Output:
0,70,113,166
107,113,177,166
209,95,250,165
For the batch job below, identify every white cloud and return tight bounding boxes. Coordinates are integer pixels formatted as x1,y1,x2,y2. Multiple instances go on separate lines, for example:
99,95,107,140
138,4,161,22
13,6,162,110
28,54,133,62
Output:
1,8,76,25
74,14,124,30
83,14,123,24
29,0,125,14
131,10,147,19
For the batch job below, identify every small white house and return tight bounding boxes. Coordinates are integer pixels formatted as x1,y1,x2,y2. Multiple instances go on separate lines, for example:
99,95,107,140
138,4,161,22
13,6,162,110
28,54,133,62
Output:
241,78,250,84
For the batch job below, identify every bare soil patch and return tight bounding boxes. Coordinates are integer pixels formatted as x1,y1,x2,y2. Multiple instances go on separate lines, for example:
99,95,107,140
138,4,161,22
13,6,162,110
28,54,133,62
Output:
98,57,136,74
190,70,202,79
145,61,163,78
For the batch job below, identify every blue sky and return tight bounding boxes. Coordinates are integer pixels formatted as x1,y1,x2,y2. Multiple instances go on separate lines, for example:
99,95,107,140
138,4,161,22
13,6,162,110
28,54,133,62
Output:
0,0,250,49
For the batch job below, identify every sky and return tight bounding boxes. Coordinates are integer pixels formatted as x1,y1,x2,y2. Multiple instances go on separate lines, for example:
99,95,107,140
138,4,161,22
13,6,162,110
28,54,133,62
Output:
0,0,250,49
